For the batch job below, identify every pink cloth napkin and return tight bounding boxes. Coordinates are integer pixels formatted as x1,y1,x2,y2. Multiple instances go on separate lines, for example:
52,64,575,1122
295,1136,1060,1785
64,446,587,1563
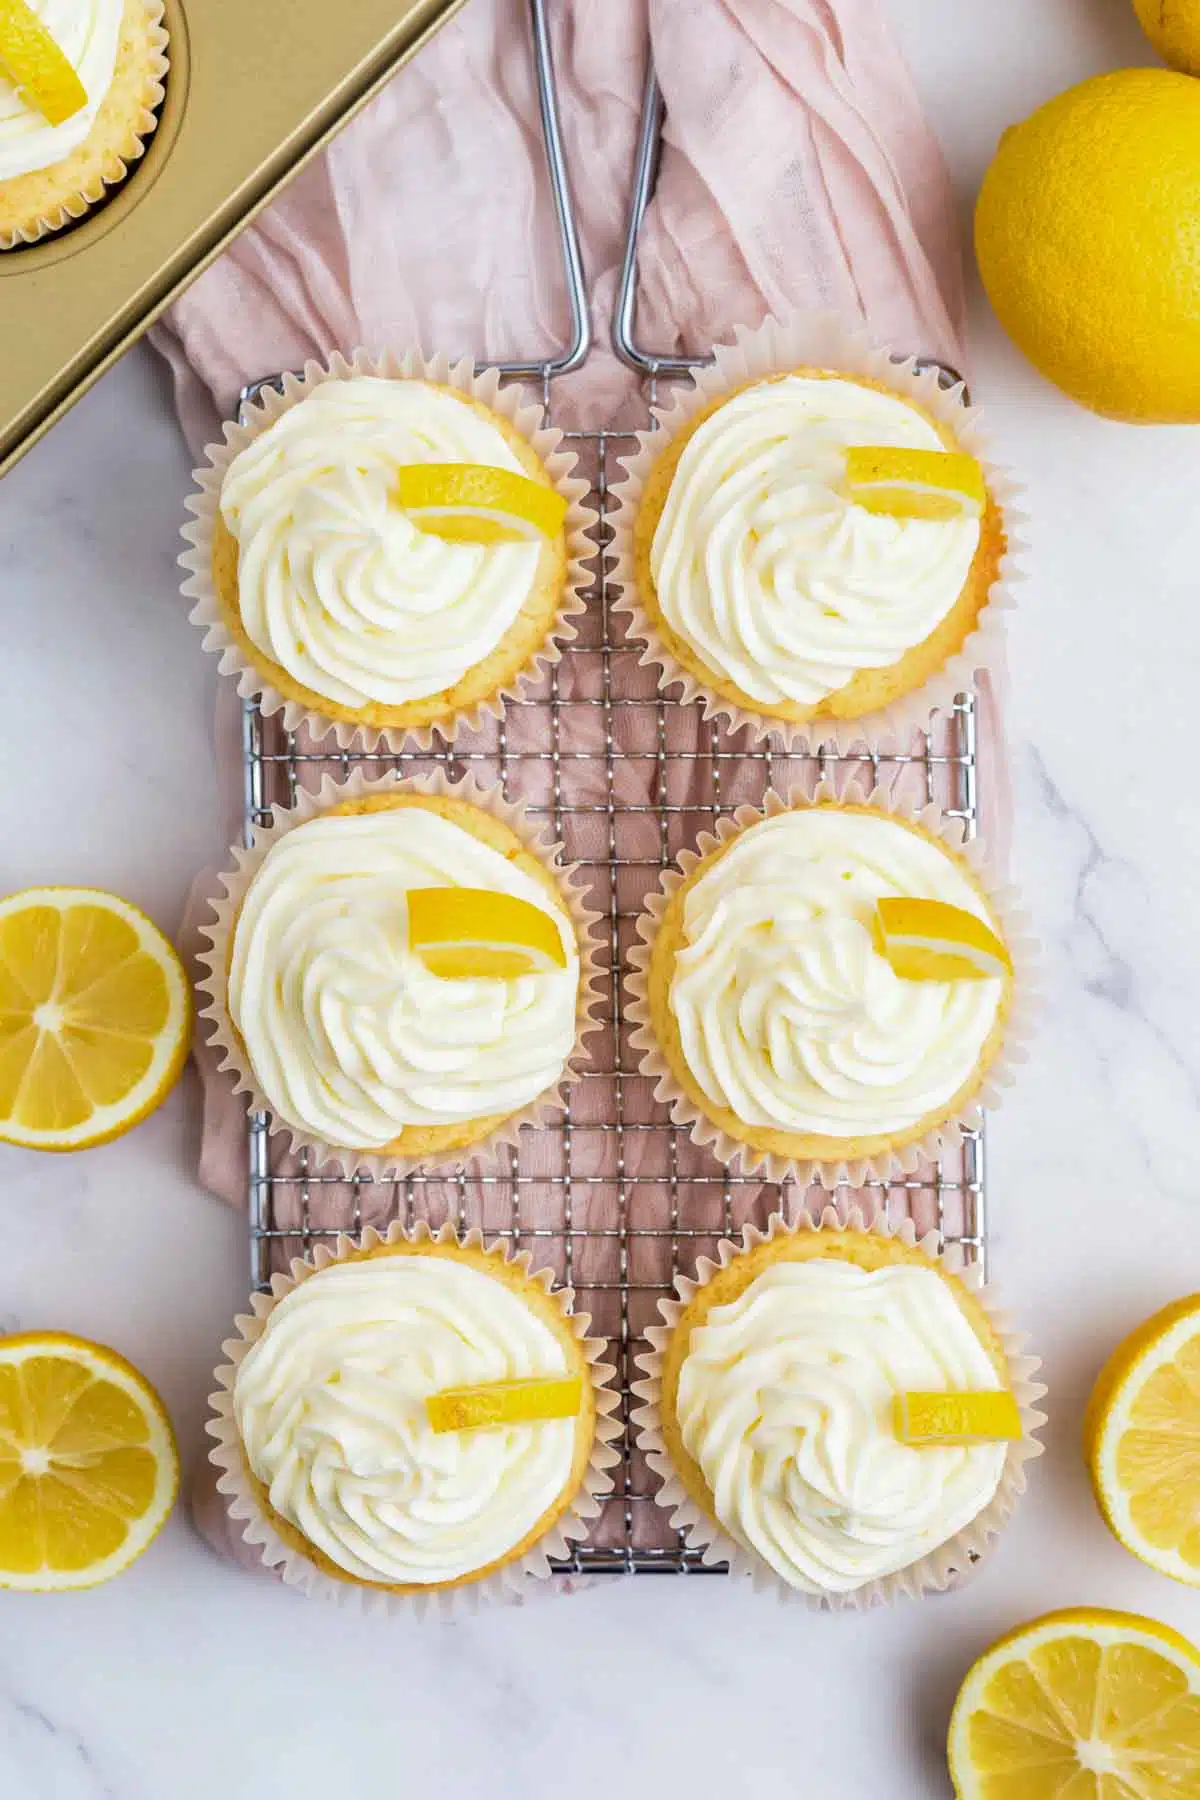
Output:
158,0,999,1570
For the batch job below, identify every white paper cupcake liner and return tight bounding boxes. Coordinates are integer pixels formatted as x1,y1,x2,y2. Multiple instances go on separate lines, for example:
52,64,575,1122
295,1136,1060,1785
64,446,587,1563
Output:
610,311,1027,755
180,348,597,752
625,778,1039,1191
632,1206,1046,1610
194,764,603,1182
207,1221,623,1618
0,0,170,250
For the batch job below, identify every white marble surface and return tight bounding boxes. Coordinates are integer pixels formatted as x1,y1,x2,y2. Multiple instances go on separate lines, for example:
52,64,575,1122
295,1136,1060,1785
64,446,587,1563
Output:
3,2,1200,1794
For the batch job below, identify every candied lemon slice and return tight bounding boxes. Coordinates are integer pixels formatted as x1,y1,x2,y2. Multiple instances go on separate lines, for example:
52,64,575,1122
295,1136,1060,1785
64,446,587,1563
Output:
947,1607,1200,1799
0,0,87,127
0,887,190,1151
1086,1293,1200,1585
407,887,568,981
845,446,986,521
874,897,1011,983
426,1377,583,1433
895,1391,1022,1445
396,463,568,545
0,1332,178,1591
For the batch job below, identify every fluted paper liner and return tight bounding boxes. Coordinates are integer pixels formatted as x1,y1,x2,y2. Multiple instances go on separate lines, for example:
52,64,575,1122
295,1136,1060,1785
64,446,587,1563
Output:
194,765,603,1181
610,311,1026,754
632,1207,1046,1609
0,0,170,250
180,348,596,752
625,779,1038,1191
207,1221,623,1618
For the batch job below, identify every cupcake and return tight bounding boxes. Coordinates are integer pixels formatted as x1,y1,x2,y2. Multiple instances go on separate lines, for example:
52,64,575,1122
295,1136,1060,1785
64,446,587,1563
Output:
613,316,1018,751
0,1,169,250
634,1211,1044,1606
628,786,1032,1188
208,1225,621,1610
196,770,600,1178
181,352,594,750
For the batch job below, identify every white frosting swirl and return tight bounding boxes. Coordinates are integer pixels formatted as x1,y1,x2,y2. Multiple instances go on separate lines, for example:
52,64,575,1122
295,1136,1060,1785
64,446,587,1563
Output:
677,1259,1006,1593
235,1256,580,1586
220,379,549,709
670,809,1003,1140
0,1,122,180
229,807,579,1150
651,375,981,707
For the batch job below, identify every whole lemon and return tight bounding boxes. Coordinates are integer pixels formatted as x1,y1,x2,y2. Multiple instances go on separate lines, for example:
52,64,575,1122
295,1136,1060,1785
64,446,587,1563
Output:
974,70,1200,422
1133,0,1200,74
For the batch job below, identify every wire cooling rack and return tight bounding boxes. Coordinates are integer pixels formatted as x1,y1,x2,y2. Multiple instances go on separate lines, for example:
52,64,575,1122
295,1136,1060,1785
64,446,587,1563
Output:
237,0,986,1574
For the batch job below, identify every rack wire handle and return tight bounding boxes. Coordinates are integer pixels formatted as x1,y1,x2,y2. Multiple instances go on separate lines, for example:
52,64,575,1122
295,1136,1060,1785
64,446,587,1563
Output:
612,58,967,397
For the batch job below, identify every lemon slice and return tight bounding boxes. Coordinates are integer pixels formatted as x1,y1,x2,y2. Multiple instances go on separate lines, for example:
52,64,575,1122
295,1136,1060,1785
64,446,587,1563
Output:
407,887,568,981
948,1607,1200,1799
895,1391,1022,1445
0,887,191,1151
0,1332,178,1591
396,464,568,546
845,446,986,522
1086,1293,1200,1585
0,0,87,127
874,897,1012,983
426,1376,583,1434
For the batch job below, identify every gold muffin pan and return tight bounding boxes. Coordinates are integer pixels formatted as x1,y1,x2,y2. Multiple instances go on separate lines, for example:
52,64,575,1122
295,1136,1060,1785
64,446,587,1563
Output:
238,2,988,1575
0,0,466,476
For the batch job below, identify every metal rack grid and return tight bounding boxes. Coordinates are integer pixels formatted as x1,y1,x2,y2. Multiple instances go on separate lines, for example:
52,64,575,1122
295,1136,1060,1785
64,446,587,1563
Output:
238,0,986,1576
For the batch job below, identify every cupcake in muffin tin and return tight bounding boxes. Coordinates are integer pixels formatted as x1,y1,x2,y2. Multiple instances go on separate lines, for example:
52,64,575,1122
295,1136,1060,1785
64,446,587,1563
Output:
0,0,169,249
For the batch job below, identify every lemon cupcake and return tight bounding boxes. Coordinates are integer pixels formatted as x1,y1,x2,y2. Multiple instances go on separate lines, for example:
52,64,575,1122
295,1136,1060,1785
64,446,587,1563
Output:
208,1224,621,1613
612,315,1019,752
634,1210,1044,1607
196,769,600,1179
181,351,594,751
628,784,1033,1189
0,0,169,249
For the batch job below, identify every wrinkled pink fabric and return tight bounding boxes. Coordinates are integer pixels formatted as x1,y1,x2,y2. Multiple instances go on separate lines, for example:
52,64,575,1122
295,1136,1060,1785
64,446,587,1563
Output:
160,0,1000,1568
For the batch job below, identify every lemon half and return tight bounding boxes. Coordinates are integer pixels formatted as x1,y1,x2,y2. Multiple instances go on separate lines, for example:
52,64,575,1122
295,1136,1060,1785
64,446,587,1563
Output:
1086,1293,1200,1585
0,1333,178,1591
949,1607,1200,1798
0,887,191,1151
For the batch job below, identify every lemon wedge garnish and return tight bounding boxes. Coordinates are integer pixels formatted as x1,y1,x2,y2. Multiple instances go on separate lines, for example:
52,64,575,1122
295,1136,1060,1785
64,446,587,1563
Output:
948,1607,1200,1799
0,0,87,127
396,464,568,546
845,446,986,522
0,1332,179,1591
407,887,569,981
426,1376,583,1434
1086,1293,1200,1586
894,1391,1022,1446
874,897,1011,983
0,887,191,1151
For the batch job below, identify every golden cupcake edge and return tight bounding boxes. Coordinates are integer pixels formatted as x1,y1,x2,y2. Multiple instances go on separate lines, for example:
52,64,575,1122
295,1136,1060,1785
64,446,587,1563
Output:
194,767,602,1180
180,350,596,752
208,1221,622,1615
611,312,1026,755
625,780,1037,1192
632,1206,1046,1610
